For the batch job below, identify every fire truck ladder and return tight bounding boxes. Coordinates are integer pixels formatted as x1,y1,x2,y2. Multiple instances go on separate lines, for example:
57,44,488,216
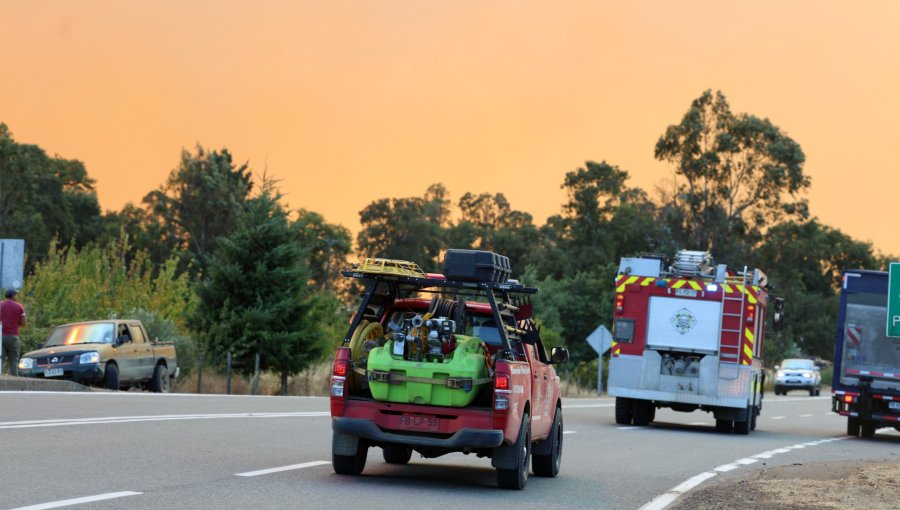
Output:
718,268,748,364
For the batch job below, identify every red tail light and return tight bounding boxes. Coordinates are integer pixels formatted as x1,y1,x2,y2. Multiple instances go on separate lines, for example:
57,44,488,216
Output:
843,395,854,404
746,304,755,323
495,375,509,390
615,294,625,313
334,363,348,377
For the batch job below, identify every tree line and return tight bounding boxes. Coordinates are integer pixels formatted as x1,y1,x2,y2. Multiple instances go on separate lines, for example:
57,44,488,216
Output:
0,90,890,391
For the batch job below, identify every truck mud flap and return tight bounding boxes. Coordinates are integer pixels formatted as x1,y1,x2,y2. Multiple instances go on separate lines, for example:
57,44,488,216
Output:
333,432,362,456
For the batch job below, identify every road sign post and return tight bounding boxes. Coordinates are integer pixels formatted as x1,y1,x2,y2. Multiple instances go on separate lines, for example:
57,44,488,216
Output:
888,263,900,337
0,239,25,290
585,325,613,396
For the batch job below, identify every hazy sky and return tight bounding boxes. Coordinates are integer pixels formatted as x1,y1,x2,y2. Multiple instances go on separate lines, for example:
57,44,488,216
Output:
2,1,899,256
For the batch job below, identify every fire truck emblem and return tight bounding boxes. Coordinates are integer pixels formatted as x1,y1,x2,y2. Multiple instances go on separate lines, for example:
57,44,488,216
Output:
670,308,697,335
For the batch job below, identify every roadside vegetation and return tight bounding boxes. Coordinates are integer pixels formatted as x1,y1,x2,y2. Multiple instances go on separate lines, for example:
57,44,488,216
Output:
0,90,892,395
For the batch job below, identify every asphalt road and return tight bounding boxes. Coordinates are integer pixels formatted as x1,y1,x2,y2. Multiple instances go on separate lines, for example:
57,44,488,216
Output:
1,391,897,510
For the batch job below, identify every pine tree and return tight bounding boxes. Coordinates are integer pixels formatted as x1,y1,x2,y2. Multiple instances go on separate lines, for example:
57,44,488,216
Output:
193,180,323,394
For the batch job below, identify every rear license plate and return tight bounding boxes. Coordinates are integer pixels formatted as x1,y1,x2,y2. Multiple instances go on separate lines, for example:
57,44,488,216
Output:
889,401,900,411
397,415,439,432
44,368,64,378
675,288,697,297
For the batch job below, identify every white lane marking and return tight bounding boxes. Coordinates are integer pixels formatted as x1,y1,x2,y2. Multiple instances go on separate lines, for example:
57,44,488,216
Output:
638,437,846,510
236,460,331,477
770,416,786,420
670,471,717,493
0,412,328,429
688,422,707,426
563,430,577,435
799,414,814,417
9,491,141,510
617,426,641,430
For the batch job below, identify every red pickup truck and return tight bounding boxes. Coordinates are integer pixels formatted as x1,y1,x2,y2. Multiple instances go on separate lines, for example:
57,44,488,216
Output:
329,252,569,489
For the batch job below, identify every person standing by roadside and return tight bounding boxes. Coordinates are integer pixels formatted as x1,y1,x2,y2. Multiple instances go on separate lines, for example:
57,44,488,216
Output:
1,288,26,376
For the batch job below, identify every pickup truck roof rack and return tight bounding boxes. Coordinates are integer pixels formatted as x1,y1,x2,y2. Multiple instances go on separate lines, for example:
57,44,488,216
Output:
341,268,537,354
341,269,538,295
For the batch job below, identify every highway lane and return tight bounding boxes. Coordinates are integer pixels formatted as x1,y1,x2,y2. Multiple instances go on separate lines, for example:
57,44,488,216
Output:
1,391,897,510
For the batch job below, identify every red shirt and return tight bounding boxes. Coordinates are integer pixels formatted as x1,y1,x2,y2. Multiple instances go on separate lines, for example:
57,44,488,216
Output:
1,299,25,336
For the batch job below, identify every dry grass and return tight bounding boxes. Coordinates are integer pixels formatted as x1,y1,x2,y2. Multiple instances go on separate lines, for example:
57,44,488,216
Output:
172,361,333,396
172,360,596,398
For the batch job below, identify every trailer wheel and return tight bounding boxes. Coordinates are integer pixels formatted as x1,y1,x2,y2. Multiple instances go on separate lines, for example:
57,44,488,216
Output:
614,398,633,425
860,422,876,439
633,400,653,426
382,445,412,465
847,418,860,437
497,412,530,490
715,419,733,433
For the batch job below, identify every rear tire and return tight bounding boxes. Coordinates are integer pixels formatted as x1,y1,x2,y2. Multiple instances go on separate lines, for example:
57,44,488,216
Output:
861,422,876,439
632,400,652,426
809,388,815,396
333,437,368,475
847,418,860,437
750,407,758,431
382,445,412,465
497,413,530,490
715,419,733,433
104,363,119,391
614,398,633,425
734,406,751,435
149,363,170,393
532,409,562,477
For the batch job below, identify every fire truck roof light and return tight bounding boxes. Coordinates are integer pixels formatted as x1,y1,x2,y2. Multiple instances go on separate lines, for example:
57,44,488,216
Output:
656,280,667,288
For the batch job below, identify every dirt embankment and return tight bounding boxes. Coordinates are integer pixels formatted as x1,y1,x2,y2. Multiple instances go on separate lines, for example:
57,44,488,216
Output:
673,460,900,510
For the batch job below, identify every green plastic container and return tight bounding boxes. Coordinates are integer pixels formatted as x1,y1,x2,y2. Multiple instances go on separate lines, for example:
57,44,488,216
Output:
367,335,489,407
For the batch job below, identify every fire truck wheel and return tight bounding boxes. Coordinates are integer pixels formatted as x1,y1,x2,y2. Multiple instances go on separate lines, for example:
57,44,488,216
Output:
532,409,562,477
847,418,860,437
382,445,412,465
333,437,368,475
860,422,876,439
633,400,653,426
497,412,530,490
715,419,733,433
750,408,758,431
614,398,633,425
734,410,750,435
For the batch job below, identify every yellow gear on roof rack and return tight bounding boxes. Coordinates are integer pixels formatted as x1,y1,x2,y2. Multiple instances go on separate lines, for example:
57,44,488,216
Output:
355,258,426,278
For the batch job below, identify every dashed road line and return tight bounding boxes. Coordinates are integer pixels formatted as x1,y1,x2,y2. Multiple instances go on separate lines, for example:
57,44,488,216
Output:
799,414,814,417
617,426,642,430
236,460,331,477
8,491,142,510
770,416,786,420
638,437,845,510
563,430,577,435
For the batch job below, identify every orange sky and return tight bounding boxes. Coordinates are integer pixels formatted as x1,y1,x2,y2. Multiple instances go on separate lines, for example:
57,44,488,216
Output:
2,1,899,256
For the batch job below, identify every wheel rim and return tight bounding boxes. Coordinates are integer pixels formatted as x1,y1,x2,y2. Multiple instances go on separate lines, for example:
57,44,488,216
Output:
160,369,170,392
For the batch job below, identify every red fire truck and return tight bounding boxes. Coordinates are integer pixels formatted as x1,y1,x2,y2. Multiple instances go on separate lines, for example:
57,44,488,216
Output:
607,251,783,434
